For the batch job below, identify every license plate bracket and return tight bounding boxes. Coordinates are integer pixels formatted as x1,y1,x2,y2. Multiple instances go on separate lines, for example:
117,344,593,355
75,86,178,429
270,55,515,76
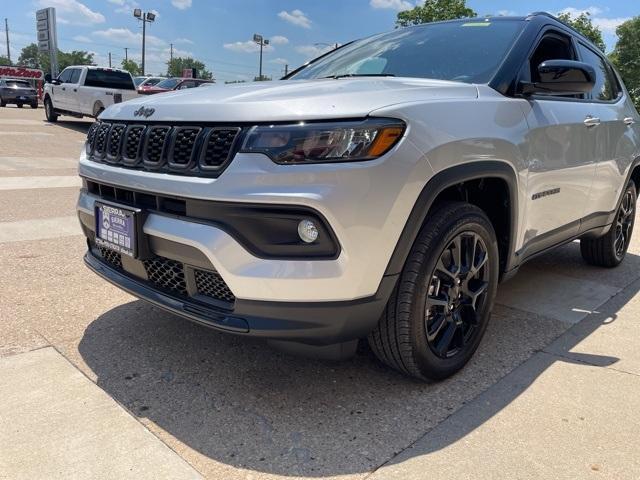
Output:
95,201,146,258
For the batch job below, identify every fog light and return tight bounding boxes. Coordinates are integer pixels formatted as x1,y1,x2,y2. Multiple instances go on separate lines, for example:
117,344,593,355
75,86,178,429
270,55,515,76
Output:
298,219,319,243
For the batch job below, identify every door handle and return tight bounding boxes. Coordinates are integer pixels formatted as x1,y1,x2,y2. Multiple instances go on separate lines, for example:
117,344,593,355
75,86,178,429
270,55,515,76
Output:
61,87,66,91
73,88,77,92
584,116,601,127
624,117,635,126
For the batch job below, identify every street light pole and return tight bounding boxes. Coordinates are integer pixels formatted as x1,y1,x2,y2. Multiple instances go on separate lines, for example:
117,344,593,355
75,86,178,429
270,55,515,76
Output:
133,9,156,76
253,34,269,81
4,18,10,64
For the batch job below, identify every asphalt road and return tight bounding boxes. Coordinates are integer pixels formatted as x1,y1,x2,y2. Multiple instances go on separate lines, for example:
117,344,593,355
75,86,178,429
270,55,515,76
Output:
1,104,639,479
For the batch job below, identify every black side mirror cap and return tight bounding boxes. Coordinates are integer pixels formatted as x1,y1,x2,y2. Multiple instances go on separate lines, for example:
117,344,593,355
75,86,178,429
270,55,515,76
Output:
44,73,52,83
521,59,596,96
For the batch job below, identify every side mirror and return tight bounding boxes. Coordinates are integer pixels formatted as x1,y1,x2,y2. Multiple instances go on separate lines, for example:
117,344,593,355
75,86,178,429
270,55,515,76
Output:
44,73,52,83
521,60,595,96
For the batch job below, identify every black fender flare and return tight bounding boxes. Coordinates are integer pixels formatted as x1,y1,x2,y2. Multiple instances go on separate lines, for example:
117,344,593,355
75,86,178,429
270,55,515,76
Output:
383,160,520,277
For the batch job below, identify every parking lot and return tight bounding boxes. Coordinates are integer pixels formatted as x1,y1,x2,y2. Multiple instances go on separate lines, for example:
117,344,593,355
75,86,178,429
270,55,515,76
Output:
2,104,640,479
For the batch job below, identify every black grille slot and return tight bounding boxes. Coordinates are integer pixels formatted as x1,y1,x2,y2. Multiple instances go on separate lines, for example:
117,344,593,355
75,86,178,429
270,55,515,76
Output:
143,126,171,166
94,123,112,158
97,246,122,269
105,124,126,162
143,256,188,296
200,128,240,170
122,125,146,165
194,269,236,304
86,122,100,154
169,127,201,168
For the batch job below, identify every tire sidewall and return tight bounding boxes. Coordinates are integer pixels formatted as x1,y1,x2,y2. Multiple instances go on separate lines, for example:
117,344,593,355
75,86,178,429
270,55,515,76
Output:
611,181,637,262
408,208,500,379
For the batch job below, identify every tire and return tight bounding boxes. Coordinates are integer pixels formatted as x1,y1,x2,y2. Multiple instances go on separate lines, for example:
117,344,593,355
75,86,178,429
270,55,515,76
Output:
30,102,38,109
44,97,58,122
0,97,5,107
368,202,500,381
93,102,104,118
17,103,23,108
580,181,636,267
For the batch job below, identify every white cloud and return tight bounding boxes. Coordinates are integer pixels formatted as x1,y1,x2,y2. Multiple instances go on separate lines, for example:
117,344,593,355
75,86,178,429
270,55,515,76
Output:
295,44,333,59
370,0,413,10
107,0,125,4
36,0,105,24
72,35,92,43
497,10,518,16
270,57,289,65
278,9,312,28
223,40,274,54
592,17,630,34
93,28,166,48
171,0,192,10
558,6,605,17
271,35,289,45
174,37,194,45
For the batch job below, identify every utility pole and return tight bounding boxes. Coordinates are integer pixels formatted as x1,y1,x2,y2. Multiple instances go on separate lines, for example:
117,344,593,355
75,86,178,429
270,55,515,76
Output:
133,9,156,76
283,64,288,76
108,52,112,68
170,43,173,63
124,47,128,61
4,18,10,64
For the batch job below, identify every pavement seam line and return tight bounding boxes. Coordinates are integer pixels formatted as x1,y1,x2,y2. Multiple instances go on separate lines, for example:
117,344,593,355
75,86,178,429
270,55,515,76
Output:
45,342,207,479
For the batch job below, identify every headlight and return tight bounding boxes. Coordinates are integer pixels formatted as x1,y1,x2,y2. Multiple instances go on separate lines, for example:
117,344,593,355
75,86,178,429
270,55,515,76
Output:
241,118,405,164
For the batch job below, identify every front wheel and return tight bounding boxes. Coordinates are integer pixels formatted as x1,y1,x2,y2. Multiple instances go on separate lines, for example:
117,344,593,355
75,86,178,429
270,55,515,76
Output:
44,98,58,122
368,202,500,381
581,181,636,267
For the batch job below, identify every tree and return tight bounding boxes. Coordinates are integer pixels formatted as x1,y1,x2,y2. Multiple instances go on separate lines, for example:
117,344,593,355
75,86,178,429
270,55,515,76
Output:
253,75,272,81
610,16,640,111
166,57,213,80
0,56,10,66
557,12,605,52
121,58,142,76
396,0,476,27
17,43,93,73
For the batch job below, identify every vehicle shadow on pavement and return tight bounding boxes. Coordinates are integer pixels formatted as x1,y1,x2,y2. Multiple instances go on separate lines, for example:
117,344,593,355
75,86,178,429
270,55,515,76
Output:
77,243,640,477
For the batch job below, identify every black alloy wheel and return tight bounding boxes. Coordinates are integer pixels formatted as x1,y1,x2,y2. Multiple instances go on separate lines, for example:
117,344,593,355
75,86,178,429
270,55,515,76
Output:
425,231,490,359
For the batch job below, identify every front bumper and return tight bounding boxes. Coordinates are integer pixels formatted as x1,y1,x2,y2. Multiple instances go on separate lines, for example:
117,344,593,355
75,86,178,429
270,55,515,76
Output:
84,246,395,344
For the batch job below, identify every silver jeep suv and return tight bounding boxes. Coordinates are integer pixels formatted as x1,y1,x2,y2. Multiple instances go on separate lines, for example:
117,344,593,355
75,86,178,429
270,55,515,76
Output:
77,13,640,380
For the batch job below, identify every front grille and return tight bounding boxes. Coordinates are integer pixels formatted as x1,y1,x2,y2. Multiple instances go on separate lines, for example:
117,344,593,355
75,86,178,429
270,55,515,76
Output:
86,121,242,177
143,256,188,297
91,243,235,307
97,246,122,269
194,269,236,303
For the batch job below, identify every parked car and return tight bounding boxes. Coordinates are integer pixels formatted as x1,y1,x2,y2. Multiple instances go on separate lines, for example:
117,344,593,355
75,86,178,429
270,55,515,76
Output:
43,66,139,122
138,77,213,95
0,78,38,108
136,76,166,94
77,13,639,381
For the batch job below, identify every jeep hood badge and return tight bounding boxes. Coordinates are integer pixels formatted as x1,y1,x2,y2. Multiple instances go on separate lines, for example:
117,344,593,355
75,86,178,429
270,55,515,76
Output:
134,106,155,118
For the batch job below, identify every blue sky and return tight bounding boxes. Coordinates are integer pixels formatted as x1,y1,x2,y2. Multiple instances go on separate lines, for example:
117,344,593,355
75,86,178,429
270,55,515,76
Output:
0,0,637,82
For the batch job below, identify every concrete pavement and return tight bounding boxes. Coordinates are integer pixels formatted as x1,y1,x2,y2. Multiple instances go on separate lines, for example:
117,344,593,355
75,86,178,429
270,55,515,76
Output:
1,104,639,479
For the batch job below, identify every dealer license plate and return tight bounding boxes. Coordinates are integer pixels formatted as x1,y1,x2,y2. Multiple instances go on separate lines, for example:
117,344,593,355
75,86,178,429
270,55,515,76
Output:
95,202,137,257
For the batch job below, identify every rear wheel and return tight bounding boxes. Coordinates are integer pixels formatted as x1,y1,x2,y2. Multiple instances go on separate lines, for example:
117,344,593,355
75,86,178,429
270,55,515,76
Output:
368,202,499,381
30,102,38,109
580,181,636,267
44,97,58,122
0,97,5,107
16,103,23,108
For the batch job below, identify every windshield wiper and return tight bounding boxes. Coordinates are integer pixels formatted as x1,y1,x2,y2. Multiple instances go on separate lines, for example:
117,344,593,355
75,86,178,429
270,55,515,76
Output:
322,73,396,79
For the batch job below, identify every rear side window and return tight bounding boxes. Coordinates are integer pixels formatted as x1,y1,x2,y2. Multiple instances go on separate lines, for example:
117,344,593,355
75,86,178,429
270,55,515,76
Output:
577,43,616,101
84,70,135,90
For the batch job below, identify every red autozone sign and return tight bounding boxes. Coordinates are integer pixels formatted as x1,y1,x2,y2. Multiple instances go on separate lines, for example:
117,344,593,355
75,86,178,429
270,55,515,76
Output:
0,67,44,80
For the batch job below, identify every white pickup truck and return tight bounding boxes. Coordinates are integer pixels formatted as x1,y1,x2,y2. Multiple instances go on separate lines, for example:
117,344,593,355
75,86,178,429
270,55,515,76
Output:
43,65,139,122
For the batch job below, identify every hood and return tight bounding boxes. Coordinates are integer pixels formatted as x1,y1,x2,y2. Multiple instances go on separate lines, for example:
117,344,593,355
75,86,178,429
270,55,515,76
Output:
102,77,478,122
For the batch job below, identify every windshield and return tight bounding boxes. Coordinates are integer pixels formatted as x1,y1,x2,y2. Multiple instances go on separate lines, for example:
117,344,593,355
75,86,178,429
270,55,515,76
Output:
143,77,163,86
133,77,146,86
6,80,31,88
290,19,524,84
155,78,180,89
